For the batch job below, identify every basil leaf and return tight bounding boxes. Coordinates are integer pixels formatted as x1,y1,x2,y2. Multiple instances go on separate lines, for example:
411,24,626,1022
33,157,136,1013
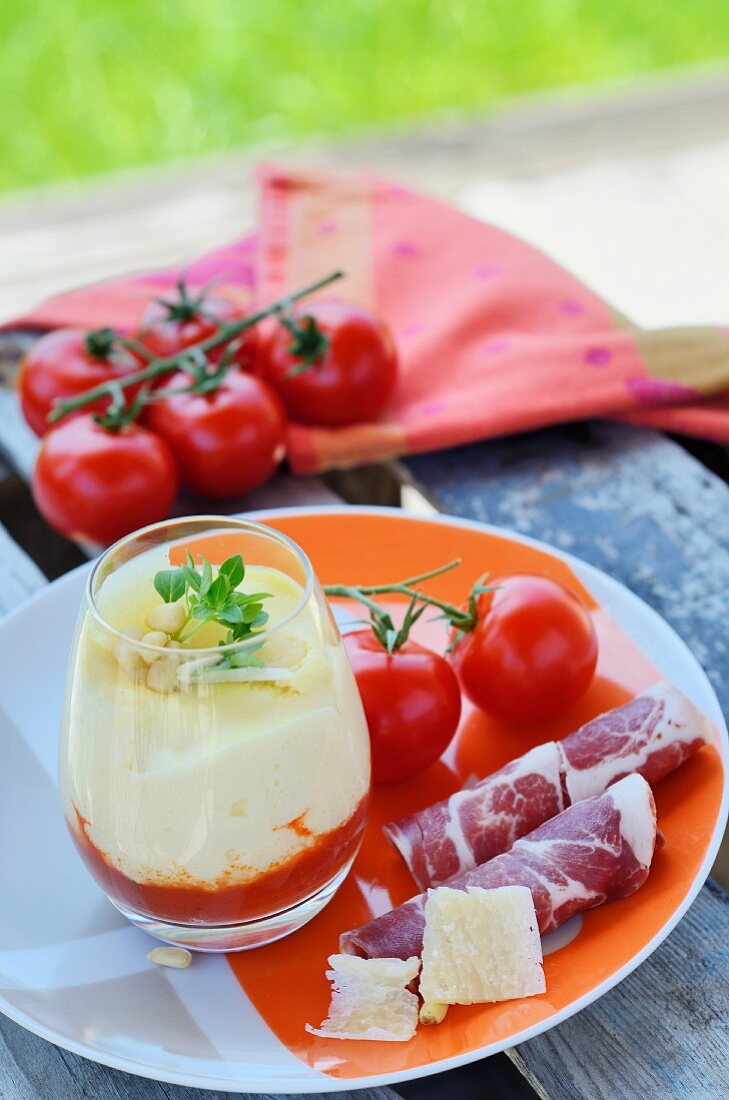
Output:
154,568,185,603
230,653,265,669
217,603,244,624
219,554,245,589
241,602,265,623
199,557,213,597
183,565,201,592
207,575,230,607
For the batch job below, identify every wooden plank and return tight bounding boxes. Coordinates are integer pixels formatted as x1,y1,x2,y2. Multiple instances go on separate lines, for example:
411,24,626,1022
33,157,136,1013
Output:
510,880,729,1100
0,477,45,611
0,331,38,479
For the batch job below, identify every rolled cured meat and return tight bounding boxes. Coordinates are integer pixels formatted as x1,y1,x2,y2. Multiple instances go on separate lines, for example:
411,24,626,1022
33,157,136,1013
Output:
342,773,658,960
386,682,708,889
385,742,566,891
559,680,710,803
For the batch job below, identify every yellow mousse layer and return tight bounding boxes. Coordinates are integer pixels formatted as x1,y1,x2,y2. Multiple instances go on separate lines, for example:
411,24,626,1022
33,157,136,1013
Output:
61,550,370,887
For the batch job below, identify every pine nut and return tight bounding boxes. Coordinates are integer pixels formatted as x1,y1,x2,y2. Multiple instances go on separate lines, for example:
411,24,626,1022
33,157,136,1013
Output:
145,602,187,635
147,947,192,969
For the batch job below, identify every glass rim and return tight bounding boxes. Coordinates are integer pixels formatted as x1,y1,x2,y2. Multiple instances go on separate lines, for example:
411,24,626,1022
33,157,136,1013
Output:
85,515,315,656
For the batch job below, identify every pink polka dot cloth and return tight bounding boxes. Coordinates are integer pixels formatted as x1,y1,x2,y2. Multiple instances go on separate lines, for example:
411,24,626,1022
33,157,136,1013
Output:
9,165,729,473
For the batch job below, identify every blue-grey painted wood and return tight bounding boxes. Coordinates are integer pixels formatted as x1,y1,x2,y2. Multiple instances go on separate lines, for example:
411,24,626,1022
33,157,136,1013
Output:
510,880,729,1100
405,421,729,715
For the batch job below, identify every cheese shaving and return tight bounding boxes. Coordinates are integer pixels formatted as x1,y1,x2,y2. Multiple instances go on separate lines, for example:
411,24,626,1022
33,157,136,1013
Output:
420,885,545,1006
306,953,420,1041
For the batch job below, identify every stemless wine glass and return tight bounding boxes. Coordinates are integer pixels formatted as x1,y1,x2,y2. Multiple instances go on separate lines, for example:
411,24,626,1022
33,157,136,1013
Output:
59,516,371,950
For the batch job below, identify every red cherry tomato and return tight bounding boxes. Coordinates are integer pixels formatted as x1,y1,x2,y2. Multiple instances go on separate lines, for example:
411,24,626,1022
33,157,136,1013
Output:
144,370,286,499
450,575,598,726
257,299,398,426
136,289,257,369
18,328,141,437
31,415,178,546
344,630,462,784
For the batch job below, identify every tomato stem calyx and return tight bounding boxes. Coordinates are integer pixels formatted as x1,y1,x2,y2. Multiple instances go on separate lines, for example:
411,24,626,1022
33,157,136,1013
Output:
276,312,330,374
84,327,117,361
152,278,221,324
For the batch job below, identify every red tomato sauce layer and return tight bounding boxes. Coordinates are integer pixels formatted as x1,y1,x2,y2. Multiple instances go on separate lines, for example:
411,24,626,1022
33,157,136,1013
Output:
69,797,369,924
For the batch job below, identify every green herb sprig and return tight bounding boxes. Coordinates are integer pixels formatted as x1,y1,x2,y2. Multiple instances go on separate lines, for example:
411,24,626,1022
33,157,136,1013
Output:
154,551,271,658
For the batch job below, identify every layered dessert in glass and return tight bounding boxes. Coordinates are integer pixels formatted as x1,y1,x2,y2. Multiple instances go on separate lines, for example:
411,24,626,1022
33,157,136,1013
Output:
59,517,371,950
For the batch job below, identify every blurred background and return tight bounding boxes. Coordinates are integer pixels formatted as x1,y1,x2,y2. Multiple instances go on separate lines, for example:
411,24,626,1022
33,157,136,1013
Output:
3,0,729,194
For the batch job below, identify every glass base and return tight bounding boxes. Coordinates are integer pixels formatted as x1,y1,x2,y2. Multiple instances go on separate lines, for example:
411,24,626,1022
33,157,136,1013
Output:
111,858,354,952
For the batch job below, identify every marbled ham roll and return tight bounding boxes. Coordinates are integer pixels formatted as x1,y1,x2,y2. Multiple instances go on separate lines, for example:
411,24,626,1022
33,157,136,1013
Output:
342,773,658,960
385,682,709,890
559,681,711,803
385,742,565,890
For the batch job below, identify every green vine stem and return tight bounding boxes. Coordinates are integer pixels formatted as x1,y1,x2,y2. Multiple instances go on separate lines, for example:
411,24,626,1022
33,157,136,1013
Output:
325,559,471,622
48,269,344,424
323,559,499,653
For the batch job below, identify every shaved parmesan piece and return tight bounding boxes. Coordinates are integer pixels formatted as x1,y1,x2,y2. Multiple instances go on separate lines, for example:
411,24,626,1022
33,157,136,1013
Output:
420,885,545,1006
306,954,420,1041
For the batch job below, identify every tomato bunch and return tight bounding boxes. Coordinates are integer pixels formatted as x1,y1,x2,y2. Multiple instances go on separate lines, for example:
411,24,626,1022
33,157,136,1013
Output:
325,566,598,785
19,273,398,546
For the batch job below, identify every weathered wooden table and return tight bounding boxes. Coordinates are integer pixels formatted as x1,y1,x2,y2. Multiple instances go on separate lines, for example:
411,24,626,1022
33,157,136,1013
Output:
1,69,729,1100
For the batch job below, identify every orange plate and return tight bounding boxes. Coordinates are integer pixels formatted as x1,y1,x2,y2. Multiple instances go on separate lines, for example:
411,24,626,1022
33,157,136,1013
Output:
225,508,727,1082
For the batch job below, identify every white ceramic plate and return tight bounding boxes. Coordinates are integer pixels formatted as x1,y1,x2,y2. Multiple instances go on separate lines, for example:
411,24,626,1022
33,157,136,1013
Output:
0,506,726,1093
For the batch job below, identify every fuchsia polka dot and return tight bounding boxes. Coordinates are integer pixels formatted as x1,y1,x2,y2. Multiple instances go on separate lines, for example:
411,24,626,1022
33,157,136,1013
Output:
316,220,338,236
484,338,510,356
400,322,425,338
560,299,586,316
584,347,613,367
420,400,448,417
476,264,500,279
625,377,701,405
393,241,419,258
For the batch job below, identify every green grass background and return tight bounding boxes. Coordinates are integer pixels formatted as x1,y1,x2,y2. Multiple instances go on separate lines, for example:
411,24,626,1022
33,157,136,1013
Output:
3,0,728,194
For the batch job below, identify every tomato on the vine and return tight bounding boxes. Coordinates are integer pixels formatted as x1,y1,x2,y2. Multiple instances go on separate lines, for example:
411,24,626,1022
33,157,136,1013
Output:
449,574,598,726
18,328,142,437
344,630,462,784
136,283,257,369
31,415,178,546
257,299,398,426
144,370,286,499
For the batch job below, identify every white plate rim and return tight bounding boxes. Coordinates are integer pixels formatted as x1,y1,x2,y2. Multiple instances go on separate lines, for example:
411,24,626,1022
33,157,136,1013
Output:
0,503,726,1093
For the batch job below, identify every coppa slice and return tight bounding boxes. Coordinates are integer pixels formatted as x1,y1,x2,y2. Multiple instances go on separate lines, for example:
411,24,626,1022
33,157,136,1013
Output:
559,680,711,802
385,742,565,890
420,885,545,1006
385,682,708,890
341,773,658,961
306,954,420,1041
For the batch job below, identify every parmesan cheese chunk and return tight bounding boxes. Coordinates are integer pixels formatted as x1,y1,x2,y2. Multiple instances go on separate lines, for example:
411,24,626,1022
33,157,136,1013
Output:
420,885,545,1006
306,954,420,1041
